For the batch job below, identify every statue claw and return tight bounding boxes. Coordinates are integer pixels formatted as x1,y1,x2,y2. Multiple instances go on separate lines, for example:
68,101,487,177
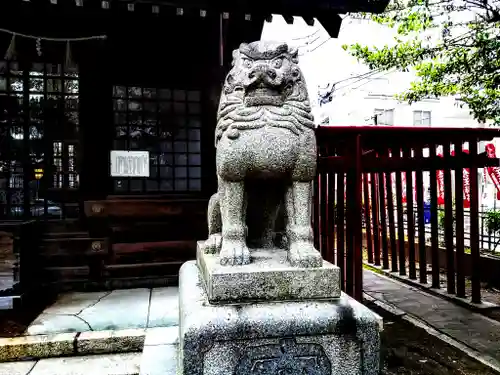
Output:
219,239,251,266
203,234,223,254
288,241,322,268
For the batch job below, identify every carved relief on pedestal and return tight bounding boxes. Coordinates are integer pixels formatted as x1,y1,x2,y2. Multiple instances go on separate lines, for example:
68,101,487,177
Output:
234,337,331,375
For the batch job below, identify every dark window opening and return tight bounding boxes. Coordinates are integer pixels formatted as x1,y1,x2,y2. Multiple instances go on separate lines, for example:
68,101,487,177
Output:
0,60,80,219
112,85,202,193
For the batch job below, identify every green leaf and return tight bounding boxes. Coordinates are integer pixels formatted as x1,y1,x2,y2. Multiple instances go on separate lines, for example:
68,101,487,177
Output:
345,0,500,123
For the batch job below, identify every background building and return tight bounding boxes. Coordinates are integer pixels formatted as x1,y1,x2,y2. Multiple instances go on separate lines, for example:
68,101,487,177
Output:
262,16,481,129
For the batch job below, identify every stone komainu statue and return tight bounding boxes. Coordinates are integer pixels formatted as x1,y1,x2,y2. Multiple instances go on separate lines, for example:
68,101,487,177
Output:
201,41,322,268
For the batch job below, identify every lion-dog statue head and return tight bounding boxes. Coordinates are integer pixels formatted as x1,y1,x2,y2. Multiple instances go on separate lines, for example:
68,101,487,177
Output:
215,41,316,145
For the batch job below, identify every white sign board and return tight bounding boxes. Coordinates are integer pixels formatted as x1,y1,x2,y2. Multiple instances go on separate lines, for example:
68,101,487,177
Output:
110,150,150,178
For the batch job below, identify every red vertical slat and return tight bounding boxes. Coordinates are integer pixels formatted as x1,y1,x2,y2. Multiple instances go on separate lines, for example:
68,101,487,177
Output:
345,137,354,296
454,141,466,298
327,167,337,264
385,150,398,272
404,147,417,280
414,146,427,284
371,173,381,266
353,134,363,301
320,155,329,258
377,152,389,270
363,173,373,264
469,139,481,303
336,170,345,290
443,142,455,294
313,174,321,251
394,148,406,276
429,144,440,289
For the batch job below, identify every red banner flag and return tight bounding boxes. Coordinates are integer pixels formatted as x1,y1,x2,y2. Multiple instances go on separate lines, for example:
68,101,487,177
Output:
451,149,471,208
436,153,445,205
485,143,500,200
401,171,407,204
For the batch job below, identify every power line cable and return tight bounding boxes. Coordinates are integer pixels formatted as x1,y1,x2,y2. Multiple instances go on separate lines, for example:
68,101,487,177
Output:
314,14,493,106
291,29,320,40
317,68,386,105
303,37,332,53
323,23,488,95
333,68,387,93
337,69,396,95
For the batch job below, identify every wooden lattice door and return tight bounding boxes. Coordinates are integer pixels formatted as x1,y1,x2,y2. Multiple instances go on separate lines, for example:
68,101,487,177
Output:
112,85,203,194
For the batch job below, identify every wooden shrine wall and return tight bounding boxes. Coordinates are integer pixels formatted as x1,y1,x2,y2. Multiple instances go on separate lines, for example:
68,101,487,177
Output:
0,2,264,291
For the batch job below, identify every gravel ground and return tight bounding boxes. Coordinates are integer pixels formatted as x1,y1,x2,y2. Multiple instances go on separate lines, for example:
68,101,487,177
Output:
0,303,45,337
367,301,499,375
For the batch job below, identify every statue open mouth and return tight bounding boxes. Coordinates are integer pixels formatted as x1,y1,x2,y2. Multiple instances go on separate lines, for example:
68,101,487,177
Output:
244,84,285,106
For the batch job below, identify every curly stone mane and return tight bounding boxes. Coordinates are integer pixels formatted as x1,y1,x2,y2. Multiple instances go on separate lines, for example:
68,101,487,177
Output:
215,41,315,146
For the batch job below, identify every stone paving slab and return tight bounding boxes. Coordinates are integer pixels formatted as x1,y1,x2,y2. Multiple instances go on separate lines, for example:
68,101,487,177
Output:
139,327,178,375
147,288,179,328
27,287,179,335
0,353,142,375
363,270,500,362
0,360,36,375
78,288,151,331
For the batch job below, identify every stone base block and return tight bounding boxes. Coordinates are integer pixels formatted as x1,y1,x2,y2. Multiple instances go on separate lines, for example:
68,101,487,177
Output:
196,242,341,304
178,261,382,375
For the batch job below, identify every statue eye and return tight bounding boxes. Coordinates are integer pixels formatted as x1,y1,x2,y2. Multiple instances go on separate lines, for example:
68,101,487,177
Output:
272,58,283,68
242,59,253,68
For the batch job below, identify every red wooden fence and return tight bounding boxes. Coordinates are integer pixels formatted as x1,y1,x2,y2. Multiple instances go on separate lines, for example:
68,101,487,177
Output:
314,126,500,302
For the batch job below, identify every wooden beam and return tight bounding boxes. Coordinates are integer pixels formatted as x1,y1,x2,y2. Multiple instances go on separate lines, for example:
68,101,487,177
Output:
84,199,207,218
318,154,500,173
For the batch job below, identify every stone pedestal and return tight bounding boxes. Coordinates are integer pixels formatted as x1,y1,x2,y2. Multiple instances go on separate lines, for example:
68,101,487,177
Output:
197,242,341,304
177,260,382,375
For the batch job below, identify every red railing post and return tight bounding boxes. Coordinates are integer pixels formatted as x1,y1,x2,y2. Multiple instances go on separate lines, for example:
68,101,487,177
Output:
336,170,345,290
404,146,417,280
469,139,481,304
363,173,373,264
377,152,389,270
371,173,381,266
326,167,337,265
394,148,406,276
414,146,427,284
345,134,363,301
429,144,440,289
385,150,398,273
443,142,455,295
454,141,466,298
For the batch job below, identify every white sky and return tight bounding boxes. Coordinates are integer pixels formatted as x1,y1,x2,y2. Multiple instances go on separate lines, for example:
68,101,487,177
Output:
260,8,480,106
261,15,398,100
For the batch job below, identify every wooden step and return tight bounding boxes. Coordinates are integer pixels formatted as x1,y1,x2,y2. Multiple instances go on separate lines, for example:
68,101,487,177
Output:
110,220,206,243
40,237,108,256
43,231,90,239
84,199,207,219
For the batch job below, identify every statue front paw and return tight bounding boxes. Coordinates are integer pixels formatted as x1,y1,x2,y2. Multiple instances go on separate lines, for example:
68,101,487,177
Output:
288,241,323,268
219,239,251,266
203,234,223,254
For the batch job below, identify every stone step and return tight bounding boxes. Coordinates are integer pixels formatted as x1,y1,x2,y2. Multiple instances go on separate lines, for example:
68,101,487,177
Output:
0,352,142,375
0,327,182,375
139,326,178,375
0,329,146,362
